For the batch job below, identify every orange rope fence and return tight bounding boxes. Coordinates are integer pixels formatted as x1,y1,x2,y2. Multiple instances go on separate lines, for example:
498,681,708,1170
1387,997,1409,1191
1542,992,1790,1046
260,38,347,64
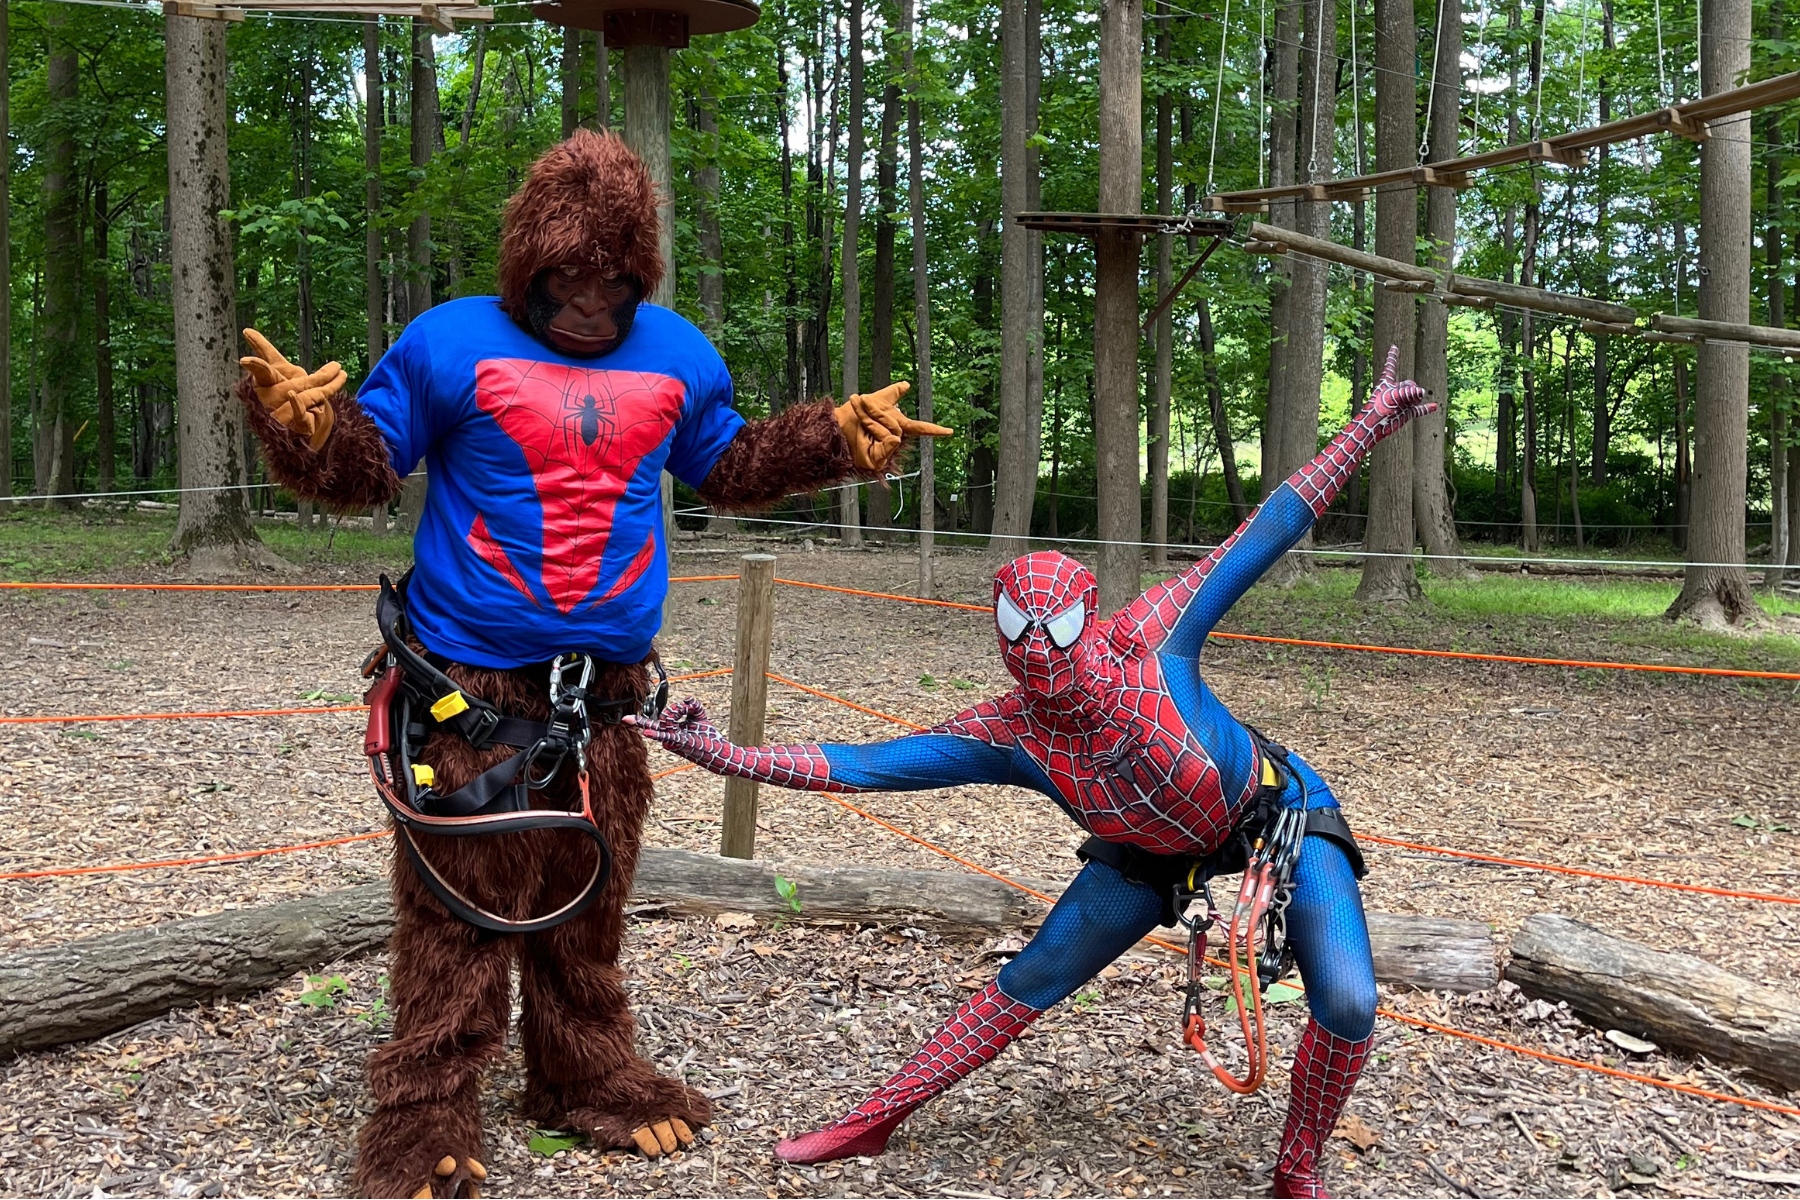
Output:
0,576,740,593
0,831,393,881
0,704,370,726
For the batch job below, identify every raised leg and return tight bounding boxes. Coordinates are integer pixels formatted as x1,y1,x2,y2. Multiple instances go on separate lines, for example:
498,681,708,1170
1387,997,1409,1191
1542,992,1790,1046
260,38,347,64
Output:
518,731,709,1157
776,860,1163,1164
356,860,513,1199
1272,829,1377,1200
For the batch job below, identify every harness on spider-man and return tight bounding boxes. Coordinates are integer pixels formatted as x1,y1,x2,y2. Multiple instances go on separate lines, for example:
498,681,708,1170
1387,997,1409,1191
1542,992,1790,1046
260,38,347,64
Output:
360,571,668,934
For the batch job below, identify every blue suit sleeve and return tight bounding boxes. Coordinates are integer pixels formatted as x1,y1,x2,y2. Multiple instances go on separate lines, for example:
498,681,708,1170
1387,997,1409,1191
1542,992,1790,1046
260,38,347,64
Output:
1163,483,1315,659
664,327,746,489
824,734,1018,791
354,322,438,478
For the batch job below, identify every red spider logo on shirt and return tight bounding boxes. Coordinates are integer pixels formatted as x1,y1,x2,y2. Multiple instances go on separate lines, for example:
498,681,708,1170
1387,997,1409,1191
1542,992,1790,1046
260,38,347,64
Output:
468,360,686,613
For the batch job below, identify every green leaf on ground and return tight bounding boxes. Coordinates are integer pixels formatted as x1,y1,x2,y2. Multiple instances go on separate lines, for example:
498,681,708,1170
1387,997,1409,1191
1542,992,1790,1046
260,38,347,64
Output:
528,1131,585,1157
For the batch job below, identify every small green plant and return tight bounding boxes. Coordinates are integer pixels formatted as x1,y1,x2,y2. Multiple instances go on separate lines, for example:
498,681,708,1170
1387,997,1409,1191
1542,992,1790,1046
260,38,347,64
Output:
918,673,938,689
299,688,360,704
1071,988,1102,1012
1300,663,1338,707
196,781,234,794
949,677,976,691
1731,815,1793,832
64,728,99,740
108,660,133,671
298,974,350,1008
528,1130,585,1157
1222,979,1305,1014
774,874,803,913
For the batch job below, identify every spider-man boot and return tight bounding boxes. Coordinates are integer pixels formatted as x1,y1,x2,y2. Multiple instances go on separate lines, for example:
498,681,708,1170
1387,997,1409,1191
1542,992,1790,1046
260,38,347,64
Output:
1272,1018,1373,1199
775,983,1041,1164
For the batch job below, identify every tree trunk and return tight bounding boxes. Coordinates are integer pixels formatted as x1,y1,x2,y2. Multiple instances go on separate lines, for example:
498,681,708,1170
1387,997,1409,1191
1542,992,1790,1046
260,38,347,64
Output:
94,182,115,494
1592,3,1616,486
840,0,865,546
166,13,265,570
561,26,579,137
1093,0,1144,614
1669,0,1757,625
695,90,736,538
906,0,935,594
0,0,9,499
1354,0,1420,603
1024,0,1045,545
992,0,1039,559
364,17,385,373
1413,0,1468,575
1563,332,1584,548
1261,0,1303,504
39,5,78,503
1266,0,1336,583
407,19,439,323
868,65,901,539
1766,7,1788,585
1519,0,1544,552
296,38,316,370
1673,347,1690,549
1147,6,1173,569
596,31,610,129
1197,297,1248,522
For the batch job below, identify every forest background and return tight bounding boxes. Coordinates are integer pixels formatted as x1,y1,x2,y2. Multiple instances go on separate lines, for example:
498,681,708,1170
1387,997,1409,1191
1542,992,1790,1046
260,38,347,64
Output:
3,0,1797,596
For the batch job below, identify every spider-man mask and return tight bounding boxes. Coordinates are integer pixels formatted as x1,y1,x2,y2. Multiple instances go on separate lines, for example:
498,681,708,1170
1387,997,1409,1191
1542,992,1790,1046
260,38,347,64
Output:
993,551,1098,700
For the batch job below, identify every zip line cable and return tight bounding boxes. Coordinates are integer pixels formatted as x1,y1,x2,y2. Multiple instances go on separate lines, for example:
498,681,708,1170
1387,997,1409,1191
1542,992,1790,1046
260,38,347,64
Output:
1208,0,1233,195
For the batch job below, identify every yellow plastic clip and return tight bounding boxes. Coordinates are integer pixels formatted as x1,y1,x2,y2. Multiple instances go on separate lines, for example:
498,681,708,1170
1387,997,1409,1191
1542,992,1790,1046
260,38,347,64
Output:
430,691,470,722
1261,757,1279,787
411,763,436,787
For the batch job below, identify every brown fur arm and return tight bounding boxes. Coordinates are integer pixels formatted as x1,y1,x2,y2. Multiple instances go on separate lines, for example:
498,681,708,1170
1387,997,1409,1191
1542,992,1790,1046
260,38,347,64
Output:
237,375,403,510
696,401,874,512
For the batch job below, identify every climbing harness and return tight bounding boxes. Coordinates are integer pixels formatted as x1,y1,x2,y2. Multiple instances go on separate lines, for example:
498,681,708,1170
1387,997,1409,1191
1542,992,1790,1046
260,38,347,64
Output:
361,572,667,934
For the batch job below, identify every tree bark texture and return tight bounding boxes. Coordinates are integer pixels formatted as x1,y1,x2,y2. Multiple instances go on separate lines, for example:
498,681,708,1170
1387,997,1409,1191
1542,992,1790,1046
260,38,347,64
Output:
1265,0,1336,582
561,26,579,138
1670,0,1757,624
1148,8,1173,569
906,0,935,594
992,0,1040,559
1413,0,1469,575
0,0,9,498
1093,0,1144,614
39,5,78,502
1355,0,1421,603
95,183,116,494
1508,913,1800,1090
621,46,671,300
0,854,1494,1058
1197,297,1249,522
839,0,865,546
166,13,260,566
1261,0,1303,498
407,19,438,322
364,17,385,373
867,70,901,538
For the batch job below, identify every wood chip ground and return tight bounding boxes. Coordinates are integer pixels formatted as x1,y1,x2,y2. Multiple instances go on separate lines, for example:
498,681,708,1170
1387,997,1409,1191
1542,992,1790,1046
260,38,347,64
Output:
3,543,1797,1198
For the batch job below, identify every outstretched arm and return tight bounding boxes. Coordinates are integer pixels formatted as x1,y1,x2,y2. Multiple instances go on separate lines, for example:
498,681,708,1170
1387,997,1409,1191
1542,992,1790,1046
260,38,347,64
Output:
1114,346,1433,659
639,698,1018,794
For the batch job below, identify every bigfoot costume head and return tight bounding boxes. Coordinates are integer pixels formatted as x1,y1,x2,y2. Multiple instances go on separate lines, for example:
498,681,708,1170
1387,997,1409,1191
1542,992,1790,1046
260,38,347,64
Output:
498,129,665,358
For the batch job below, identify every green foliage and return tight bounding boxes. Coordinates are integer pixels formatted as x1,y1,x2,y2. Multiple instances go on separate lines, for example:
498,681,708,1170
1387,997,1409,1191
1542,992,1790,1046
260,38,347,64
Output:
298,974,349,1008
527,1131,585,1157
773,873,802,913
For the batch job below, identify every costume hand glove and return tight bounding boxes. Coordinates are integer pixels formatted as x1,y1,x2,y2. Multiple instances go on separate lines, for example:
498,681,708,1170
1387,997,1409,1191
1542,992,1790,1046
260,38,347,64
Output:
637,697,731,763
240,327,346,452
1358,345,1436,445
835,381,954,474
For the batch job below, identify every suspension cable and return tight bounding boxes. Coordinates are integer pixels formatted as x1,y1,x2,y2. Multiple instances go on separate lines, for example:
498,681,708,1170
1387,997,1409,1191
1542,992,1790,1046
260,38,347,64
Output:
1208,0,1234,194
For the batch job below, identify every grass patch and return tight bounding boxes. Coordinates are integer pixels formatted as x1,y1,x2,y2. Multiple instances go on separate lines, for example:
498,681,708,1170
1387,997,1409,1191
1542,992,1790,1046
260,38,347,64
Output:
0,506,411,579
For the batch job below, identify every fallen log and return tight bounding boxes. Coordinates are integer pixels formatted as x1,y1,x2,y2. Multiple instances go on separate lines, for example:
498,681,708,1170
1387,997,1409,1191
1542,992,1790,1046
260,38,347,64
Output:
0,848,1495,1056
1507,913,1800,1090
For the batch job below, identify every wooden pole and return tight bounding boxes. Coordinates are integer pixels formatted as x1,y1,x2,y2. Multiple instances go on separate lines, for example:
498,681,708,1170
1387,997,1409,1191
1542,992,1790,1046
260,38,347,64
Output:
1651,312,1800,349
720,554,776,859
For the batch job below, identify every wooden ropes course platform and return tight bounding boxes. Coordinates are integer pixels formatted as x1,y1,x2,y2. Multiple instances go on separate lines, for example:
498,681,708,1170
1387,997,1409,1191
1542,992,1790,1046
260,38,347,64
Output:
1201,69,1800,213
168,0,492,27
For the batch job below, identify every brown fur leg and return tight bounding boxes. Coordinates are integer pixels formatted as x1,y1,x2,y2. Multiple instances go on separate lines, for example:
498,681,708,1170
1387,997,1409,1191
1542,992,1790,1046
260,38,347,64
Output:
517,717,711,1151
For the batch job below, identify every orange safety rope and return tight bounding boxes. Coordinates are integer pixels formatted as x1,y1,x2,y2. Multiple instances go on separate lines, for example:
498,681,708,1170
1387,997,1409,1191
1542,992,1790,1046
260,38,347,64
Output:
0,704,369,725
1360,833,1800,906
765,674,928,730
764,579,1800,682
2,576,739,592
0,831,393,880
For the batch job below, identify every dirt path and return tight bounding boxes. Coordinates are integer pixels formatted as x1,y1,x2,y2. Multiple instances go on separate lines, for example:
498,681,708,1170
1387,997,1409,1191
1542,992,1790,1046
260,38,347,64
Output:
2,542,1797,1197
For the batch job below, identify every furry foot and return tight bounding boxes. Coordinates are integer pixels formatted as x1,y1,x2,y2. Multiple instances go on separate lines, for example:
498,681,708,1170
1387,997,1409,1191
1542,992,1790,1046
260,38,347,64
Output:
552,1076,711,1160
1271,1168,1330,1199
775,1110,910,1164
354,1098,485,1199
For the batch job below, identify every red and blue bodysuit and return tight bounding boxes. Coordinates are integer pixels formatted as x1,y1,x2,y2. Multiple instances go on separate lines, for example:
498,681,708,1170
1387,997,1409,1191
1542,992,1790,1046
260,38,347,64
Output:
645,350,1434,1198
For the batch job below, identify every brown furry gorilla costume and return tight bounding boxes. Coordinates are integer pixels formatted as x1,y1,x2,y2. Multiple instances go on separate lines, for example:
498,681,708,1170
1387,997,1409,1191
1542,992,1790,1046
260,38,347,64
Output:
238,130,938,1199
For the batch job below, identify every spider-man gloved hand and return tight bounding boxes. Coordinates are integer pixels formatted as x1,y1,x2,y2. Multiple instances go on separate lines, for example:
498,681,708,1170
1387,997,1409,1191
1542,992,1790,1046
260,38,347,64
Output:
1355,344,1437,444
635,698,839,790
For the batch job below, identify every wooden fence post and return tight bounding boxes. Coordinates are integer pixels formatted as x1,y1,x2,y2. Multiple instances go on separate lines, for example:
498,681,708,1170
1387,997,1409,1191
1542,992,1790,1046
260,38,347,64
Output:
719,553,775,859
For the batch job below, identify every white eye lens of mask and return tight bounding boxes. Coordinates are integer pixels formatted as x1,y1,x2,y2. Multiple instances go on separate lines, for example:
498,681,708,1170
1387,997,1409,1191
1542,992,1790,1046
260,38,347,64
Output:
995,591,1030,642
1045,602,1086,649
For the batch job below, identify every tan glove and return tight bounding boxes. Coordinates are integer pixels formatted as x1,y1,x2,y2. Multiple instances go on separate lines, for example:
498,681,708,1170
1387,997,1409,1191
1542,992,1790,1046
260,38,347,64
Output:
239,328,346,452
834,381,954,474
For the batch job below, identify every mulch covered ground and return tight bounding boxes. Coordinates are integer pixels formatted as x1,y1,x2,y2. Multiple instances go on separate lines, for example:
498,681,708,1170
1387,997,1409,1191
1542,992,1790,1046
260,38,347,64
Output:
2,539,1798,1198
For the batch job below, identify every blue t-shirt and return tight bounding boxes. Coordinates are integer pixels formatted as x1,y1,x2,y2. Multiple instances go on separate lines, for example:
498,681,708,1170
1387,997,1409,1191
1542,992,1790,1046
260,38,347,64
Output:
357,297,744,668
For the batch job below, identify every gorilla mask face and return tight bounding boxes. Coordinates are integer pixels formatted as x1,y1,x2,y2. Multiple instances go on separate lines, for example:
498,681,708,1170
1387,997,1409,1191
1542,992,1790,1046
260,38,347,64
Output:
527,265,643,358
992,551,1100,701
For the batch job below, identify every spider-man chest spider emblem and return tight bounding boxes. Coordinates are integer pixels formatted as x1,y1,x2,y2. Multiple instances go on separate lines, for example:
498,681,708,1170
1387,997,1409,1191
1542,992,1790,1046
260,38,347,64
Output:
935,552,1250,855
471,359,686,613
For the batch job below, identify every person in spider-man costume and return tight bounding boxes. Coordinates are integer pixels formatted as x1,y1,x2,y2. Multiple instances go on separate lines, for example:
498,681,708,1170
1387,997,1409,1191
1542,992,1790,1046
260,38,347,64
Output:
643,348,1433,1199
233,130,948,1199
